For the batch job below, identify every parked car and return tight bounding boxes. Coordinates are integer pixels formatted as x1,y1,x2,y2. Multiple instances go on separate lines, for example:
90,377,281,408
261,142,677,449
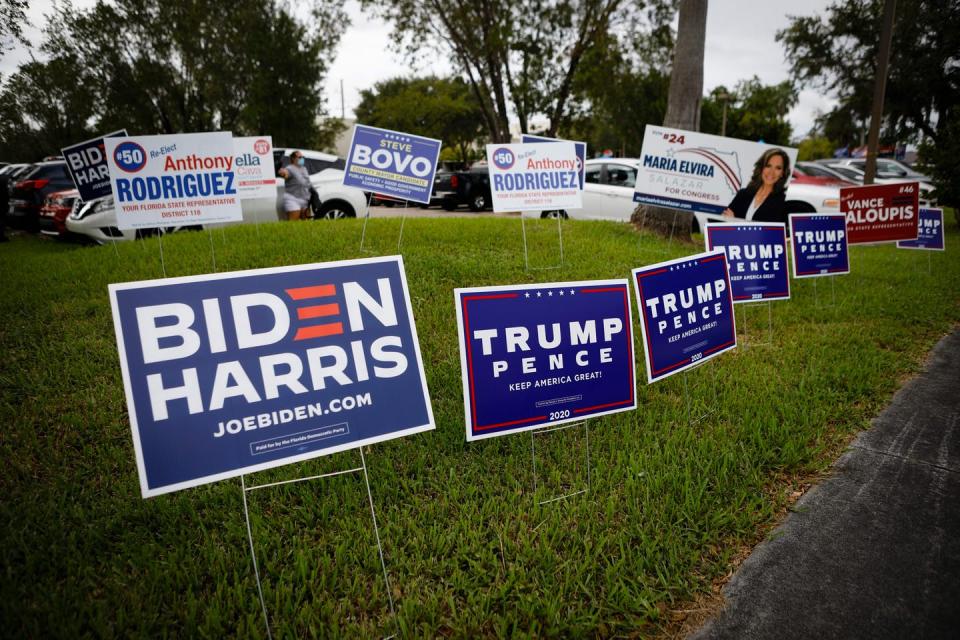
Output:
8,161,74,231
813,159,936,205
820,157,931,183
38,189,80,237
793,162,857,186
522,158,843,231
66,149,368,243
431,166,492,211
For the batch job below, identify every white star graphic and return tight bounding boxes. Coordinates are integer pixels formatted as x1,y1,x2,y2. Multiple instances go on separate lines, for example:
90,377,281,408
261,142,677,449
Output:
559,290,565,296
548,291,553,296
524,292,530,298
536,291,542,298
570,289,575,295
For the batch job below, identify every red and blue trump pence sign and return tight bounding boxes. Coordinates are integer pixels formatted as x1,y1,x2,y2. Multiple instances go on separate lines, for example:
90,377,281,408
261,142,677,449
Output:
789,213,850,278
455,280,636,441
632,252,736,384
110,256,434,497
703,222,790,302
898,208,945,251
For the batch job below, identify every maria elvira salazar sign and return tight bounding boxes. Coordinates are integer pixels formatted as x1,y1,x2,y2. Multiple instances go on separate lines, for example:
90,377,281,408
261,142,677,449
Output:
110,256,434,497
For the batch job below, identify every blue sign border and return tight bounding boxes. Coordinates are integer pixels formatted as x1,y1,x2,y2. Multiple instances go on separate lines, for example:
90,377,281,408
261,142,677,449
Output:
455,279,637,441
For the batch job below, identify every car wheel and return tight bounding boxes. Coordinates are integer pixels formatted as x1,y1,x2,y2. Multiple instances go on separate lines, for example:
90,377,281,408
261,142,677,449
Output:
317,201,356,219
540,210,568,219
468,191,488,212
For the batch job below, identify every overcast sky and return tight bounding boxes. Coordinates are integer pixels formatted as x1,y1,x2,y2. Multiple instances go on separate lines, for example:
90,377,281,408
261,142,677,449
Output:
7,0,838,139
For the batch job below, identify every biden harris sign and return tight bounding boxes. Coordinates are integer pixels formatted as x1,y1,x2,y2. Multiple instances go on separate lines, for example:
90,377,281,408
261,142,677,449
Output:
455,280,636,441
632,252,736,384
109,256,434,497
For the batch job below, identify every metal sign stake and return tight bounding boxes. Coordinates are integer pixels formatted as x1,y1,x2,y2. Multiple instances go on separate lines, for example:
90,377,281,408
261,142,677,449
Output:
682,359,719,427
520,215,564,271
359,192,375,254
397,201,408,251
157,231,167,277
207,227,217,272
530,420,591,506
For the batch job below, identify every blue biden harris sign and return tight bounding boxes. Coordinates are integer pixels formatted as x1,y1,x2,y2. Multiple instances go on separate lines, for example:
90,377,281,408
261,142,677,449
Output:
454,280,636,441
343,124,442,205
632,252,737,383
109,256,434,497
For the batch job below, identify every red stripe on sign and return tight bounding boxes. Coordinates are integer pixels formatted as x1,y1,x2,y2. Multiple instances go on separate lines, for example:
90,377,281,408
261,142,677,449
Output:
635,268,668,279
297,304,340,320
474,416,548,431
294,323,343,340
574,399,633,414
286,284,335,300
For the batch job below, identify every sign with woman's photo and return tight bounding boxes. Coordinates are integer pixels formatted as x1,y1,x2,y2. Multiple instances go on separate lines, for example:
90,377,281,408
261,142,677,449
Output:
633,125,798,220
343,124,442,205
632,252,737,384
703,222,790,302
454,280,636,441
897,208,945,251
789,213,850,278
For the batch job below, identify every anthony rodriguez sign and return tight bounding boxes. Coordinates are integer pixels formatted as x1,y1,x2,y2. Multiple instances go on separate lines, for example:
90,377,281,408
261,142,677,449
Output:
105,131,243,229
703,222,790,302
110,256,434,497
486,142,582,212
840,182,919,245
632,252,736,383
789,213,850,278
455,280,636,441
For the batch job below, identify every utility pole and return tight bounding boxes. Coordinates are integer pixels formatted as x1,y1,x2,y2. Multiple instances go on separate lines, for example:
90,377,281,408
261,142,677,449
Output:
717,91,730,137
864,0,896,184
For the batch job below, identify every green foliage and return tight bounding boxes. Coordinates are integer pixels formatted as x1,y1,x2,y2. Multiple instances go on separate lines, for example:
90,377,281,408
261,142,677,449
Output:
796,135,838,162
777,0,960,200
2,220,959,637
355,76,486,163
0,0,28,58
701,77,798,145
0,0,347,160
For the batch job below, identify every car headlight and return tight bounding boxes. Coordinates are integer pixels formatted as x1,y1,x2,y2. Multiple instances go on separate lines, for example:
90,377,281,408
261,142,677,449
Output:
70,196,113,220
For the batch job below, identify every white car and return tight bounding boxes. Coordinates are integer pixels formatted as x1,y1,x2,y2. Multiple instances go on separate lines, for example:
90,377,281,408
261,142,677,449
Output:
522,157,842,231
66,148,368,243
816,161,936,205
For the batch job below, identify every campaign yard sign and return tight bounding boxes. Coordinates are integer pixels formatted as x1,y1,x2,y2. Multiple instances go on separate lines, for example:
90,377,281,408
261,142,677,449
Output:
521,134,587,189
343,124,442,205
105,132,243,230
61,129,127,202
633,125,798,216
789,213,850,278
897,208,945,251
109,256,434,497
703,222,790,302
233,136,277,200
486,142,582,212
840,182,919,245
632,252,736,384
455,280,636,441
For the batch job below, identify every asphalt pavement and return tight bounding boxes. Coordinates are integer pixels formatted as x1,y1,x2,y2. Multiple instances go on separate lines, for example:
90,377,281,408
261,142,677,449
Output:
691,329,960,640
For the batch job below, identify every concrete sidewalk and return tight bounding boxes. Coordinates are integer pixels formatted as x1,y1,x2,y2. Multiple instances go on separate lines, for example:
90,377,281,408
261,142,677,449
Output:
692,330,960,639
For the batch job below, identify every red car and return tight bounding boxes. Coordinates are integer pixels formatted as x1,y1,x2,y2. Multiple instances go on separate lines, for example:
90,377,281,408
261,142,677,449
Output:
38,189,80,237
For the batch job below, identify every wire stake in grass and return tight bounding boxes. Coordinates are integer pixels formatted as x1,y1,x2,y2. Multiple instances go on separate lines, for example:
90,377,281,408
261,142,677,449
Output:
520,215,564,272
359,191,376,255
397,201,408,251
530,420,591,506
207,227,217,273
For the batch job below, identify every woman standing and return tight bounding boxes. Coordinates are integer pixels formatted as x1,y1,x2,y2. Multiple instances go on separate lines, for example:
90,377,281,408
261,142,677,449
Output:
278,151,312,220
722,148,790,222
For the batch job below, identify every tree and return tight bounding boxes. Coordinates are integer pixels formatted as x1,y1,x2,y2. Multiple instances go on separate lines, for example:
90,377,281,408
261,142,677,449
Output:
796,135,837,162
355,76,485,163
0,0,28,59
700,77,798,144
0,0,348,160
630,0,708,240
777,0,960,204
361,0,669,142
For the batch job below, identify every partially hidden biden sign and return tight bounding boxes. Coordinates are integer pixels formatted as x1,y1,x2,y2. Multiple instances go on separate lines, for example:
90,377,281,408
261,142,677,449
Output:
840,182,919,245
632,252,736,384
703,222,790,302
897,208,945,251
343,124,442,205
789,213,850,278
633,124,798,215
61,129,127,202
233,136,276,200
109,256,434,497
105,132,243,230
455,280,636,441
486,142,582,212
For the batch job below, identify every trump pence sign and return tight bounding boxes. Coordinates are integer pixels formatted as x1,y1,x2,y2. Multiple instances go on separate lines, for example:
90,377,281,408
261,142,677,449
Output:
703,222,790,302
455,280,636,441
105,131,243,230
897,208,945,251
110,256,434,497
632,252,736,383
789,213,850,278
840,182,919,244
343,124,442,205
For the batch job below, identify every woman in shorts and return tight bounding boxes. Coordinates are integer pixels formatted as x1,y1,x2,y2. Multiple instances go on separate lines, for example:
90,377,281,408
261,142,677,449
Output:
278,150,311,220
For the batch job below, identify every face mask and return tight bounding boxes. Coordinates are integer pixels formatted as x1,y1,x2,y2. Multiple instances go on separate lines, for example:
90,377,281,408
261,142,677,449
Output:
297,158,305,167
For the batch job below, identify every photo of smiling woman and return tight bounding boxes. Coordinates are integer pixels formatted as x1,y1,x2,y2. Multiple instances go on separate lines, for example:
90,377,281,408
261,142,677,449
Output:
722,148,791,222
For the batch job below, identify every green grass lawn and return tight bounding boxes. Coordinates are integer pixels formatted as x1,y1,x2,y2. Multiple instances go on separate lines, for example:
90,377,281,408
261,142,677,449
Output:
1,217,958,638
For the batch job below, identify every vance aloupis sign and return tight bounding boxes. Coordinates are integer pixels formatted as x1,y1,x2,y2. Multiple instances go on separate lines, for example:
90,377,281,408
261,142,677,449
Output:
110,256,434,497
455,280,636,441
